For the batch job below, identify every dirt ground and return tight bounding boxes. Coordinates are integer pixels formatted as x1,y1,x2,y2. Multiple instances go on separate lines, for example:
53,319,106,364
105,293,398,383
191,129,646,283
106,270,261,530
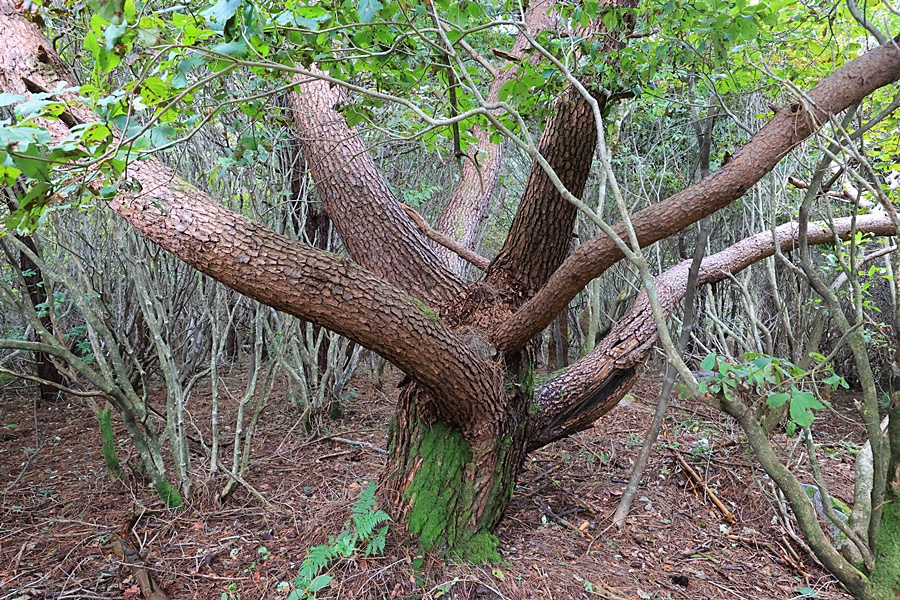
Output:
0,362,865,599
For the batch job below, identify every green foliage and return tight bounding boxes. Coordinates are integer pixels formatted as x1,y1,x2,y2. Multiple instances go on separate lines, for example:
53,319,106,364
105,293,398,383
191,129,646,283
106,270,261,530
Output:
2,0,895,240
96,408,122,479
287,480,391,599
698,353,847,434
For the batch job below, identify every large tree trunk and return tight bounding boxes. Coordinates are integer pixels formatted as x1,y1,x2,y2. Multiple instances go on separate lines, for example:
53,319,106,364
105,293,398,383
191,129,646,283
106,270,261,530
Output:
383,384,530,558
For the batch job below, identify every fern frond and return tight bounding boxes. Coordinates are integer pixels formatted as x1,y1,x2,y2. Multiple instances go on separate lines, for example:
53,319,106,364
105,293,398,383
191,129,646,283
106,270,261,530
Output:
365,524,389,557
291,480,392,599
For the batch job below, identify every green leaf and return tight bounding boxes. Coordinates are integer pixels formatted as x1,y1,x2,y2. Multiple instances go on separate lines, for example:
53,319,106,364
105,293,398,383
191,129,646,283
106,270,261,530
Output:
104,20,128,50
822,374,843,388
0,93,25,108
304,574,333,593
789,390,824,427
87,0,126,24
210,39,248,56
11,145,51,181
358,0,383,23
700,353,716,371
767,392,790,408
202,0,242,31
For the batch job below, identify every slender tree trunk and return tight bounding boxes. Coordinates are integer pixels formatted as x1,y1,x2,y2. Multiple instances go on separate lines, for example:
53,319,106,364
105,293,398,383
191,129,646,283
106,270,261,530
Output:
2,194,65,401
16,235,65,401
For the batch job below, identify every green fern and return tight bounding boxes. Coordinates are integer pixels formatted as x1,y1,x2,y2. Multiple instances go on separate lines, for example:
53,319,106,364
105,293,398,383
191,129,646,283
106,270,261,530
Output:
351,480,391,547
286,480,391,599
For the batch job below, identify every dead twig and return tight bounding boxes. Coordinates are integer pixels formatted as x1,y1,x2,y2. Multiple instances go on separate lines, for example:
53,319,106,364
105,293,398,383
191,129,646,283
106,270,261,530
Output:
535,498,592,539
672,450,737,525
219,469,273,509
332,437,387,454
106,538,169,600
400,204,490,271
317,449,354,462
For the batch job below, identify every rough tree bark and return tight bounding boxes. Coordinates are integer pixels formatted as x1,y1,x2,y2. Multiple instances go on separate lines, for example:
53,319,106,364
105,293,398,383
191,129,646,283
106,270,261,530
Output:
3,2,900,559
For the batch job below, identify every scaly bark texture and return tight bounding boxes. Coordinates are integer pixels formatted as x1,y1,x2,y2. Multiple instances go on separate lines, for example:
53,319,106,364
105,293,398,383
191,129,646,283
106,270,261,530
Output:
5,1,900,562
385,384,530,559
290,76,464,306
434,126,503,276
493,35,900,352
486,86,600,299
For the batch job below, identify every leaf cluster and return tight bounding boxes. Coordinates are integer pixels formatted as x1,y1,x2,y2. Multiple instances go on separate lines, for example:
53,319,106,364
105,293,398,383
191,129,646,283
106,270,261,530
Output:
698,352,848,435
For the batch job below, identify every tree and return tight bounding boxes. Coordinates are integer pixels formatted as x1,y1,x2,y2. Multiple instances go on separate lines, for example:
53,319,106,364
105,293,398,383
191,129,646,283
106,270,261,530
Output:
1,0,900,574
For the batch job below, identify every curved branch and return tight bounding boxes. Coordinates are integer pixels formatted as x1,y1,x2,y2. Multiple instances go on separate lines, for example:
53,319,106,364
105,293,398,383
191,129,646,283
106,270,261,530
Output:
527,212,896,450
494,36,900,353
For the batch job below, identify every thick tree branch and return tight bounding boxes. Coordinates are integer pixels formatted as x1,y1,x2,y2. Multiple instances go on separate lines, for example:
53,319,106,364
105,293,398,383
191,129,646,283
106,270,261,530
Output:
431,0,555,275
494,37,900,353
0,4,498,425
486,86,599,298
434,126,503,276
526,212,897,450
290,76,465,306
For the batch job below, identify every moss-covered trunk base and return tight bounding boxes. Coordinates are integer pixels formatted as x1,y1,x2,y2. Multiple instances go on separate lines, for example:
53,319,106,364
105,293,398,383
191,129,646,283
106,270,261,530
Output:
384,385,527,562
871,499,900,599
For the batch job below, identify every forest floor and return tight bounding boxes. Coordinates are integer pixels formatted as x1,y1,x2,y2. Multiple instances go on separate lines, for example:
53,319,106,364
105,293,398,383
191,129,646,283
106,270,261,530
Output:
0,361,865,600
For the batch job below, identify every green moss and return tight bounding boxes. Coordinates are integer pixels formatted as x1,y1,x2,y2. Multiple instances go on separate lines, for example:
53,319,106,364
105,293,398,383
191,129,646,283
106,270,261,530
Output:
404,423,503,563
97,409,121,480
454,532,500,563
872,501,900,599
153,479,184,508
508,361,535,398
408,297,441,323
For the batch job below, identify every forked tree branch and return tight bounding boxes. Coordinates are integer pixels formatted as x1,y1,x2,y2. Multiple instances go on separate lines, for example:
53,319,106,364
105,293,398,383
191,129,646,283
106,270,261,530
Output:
290,75,466,306
0,5,499,424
